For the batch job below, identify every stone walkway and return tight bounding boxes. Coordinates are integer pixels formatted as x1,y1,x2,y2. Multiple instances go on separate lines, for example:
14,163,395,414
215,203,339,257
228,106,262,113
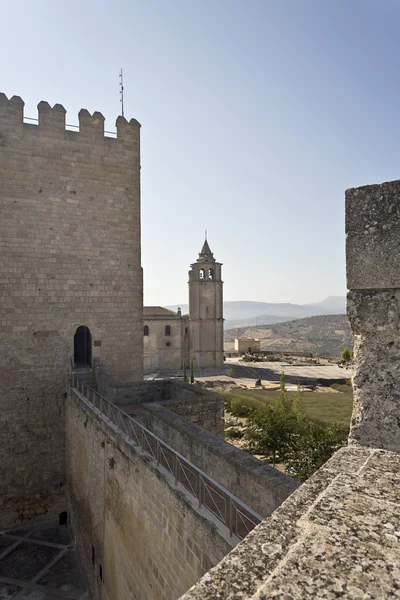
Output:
0,521,88,599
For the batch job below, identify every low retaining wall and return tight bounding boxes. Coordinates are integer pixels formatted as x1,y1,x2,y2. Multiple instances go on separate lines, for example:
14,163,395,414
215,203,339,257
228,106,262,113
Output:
142,403,299,517
67,389,232,600
97,372,224,436
163,395,224,437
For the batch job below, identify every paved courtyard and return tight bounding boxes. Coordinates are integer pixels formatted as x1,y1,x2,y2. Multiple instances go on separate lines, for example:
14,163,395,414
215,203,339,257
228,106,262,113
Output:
0,521,88,600
224,358,352,383
145,359,352,386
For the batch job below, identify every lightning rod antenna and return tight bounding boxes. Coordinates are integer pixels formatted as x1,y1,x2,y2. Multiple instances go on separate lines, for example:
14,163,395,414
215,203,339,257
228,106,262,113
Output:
119,69,124,117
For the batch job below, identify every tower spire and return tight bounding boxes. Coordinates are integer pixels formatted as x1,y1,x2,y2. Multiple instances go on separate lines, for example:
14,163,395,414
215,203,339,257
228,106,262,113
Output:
197,237,215,263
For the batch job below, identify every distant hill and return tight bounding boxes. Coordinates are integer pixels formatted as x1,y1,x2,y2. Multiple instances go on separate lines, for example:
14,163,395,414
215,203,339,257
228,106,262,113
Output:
305,296,346,311
224,314,297,330
224,314,352,357
166,297,347,328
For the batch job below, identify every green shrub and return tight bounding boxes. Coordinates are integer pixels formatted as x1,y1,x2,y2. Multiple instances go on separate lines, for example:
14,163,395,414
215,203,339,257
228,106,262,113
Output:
245,374,348,480
241,355,261,362
341,347,352,362
225,428,244,440
229,397,253,417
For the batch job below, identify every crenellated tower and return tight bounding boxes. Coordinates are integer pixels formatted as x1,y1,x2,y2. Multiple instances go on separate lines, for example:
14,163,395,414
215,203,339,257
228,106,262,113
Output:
0,92,143,527
188,239,224,369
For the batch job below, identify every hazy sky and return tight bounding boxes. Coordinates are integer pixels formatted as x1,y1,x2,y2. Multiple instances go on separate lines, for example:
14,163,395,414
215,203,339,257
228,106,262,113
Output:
2,1,400,305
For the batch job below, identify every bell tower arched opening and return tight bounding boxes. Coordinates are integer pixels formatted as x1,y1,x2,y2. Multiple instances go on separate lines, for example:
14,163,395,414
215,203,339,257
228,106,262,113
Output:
74,326,92,368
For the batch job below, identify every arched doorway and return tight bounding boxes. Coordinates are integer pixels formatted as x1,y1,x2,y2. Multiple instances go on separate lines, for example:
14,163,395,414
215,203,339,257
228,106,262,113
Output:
74,326,92,367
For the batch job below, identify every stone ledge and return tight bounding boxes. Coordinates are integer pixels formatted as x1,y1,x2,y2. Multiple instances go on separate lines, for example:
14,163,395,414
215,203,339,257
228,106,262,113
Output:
346,180,400,289
179,446,400,600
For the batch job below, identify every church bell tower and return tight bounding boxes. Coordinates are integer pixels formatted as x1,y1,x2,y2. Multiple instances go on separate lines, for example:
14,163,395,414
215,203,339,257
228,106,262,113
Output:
188,238,224,369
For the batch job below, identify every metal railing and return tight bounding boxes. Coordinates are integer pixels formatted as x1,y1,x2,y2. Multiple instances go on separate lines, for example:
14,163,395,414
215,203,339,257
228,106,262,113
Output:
69,375,262,540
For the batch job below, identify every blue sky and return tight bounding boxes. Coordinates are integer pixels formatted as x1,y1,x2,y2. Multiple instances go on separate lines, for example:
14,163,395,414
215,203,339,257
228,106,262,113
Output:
2,0,400,305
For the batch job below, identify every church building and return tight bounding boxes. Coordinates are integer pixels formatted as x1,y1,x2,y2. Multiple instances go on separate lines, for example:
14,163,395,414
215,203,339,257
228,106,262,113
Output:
144,239,224,374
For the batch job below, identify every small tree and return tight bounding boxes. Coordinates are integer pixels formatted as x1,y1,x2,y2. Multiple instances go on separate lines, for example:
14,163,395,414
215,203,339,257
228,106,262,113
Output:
245,372,347,479
190,359,195,384
275,373,291,413
183,361,188,383
292,383,304,422
285,421,348,481
341,347,351,362
247,404,297,466
247,375,298,466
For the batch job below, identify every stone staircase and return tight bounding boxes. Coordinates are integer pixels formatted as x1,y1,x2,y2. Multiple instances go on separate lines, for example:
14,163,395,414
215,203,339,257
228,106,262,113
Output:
73,367,97,390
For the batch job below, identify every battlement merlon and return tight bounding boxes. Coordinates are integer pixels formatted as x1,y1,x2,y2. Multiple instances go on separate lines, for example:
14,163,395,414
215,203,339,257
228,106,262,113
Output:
346,179,400,290
0,92,140,141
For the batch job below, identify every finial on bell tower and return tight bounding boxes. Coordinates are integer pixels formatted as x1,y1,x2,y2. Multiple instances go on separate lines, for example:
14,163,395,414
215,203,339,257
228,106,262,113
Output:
205,228,207,241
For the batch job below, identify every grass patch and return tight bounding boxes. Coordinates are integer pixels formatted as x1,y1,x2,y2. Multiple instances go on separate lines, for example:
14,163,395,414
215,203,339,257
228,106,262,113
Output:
330,383,353,394
222,385,353,426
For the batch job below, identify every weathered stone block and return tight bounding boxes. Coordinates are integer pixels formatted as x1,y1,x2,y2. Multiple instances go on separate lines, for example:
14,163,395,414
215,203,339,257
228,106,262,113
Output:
346,180,400,289
347,290,400,451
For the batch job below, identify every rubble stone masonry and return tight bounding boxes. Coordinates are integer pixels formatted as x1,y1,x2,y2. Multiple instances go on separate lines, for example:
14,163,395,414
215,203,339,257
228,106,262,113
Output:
0,94,143,527
346,179,400,451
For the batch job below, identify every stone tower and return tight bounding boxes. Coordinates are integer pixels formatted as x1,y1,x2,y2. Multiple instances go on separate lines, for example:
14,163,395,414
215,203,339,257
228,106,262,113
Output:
0,94,143,527
188,239,224,368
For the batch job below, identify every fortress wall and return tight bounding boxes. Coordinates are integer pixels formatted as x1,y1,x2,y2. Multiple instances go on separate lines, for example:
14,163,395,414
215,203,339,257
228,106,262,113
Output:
142,404,299,517
0,95,142,527
67,389,232,600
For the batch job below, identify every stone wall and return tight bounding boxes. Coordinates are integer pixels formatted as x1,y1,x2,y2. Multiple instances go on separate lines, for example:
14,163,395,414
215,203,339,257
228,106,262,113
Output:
67,389,232,600
346,180,400,451
0,94,142,528
142,403,299,517
143,311,185,374
165,393,224,437
97,376,224,436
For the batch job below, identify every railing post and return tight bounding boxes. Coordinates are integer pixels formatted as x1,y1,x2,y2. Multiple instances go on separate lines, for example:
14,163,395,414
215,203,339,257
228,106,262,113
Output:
174,455,178,485
156,442,160,466
198,474,202,508
229,498,233,537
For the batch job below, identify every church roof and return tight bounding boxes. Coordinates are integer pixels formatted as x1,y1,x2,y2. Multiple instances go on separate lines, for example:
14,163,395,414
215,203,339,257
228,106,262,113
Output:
143,306,178,316
196,239,216,263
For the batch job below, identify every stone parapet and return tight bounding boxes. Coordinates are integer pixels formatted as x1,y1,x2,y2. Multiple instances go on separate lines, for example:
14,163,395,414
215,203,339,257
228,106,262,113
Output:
346,179,400,451
346,180,400,290
180,446,400,600
0,92,140,141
